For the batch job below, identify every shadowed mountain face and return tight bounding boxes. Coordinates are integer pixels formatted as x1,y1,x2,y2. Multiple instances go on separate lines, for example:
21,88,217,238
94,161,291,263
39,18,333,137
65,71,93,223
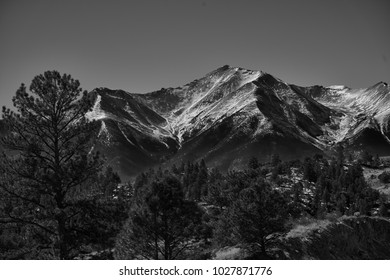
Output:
81,66,390,179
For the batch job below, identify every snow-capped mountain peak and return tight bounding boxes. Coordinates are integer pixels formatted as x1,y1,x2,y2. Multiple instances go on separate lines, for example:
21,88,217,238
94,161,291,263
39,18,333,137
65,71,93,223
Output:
86,66,390,179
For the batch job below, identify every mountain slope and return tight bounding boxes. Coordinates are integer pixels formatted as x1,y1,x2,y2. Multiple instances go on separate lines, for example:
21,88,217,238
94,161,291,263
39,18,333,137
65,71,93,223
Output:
86,66,390,179
297,82,390,154
86,89,179,179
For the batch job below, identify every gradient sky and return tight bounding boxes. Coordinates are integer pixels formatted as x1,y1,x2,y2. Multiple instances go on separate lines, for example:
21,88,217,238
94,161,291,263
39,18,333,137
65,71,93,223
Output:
1,0,389,111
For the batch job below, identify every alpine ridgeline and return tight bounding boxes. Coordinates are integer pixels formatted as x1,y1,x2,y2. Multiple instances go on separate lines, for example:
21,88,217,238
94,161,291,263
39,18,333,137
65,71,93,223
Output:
86,65,390,179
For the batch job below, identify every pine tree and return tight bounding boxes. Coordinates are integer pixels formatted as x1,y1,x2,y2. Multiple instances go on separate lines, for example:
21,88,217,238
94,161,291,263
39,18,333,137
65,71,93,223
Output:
373,154,381,168
310,178,323,216
216,178,287,256
209,167,223,184
171,164,179,175
358,198,369,215
198,159,208,198
303,158,318,182
206,180,229,211
289,182,304,218
335,193,347,215
270,153,281,167
335,143,345,165
360,150,372,165
114,175,204,259
248,156,260,170
379,195,388,217
0,71,121,259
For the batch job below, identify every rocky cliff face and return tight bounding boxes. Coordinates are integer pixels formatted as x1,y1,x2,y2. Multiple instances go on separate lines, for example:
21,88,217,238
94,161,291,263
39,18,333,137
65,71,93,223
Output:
86,66,390,179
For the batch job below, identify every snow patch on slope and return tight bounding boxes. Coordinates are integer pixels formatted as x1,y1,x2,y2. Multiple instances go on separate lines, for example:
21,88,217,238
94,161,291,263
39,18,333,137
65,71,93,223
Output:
86,95,107,120
314,84,390,144
327,85,349,90
97,121,112,145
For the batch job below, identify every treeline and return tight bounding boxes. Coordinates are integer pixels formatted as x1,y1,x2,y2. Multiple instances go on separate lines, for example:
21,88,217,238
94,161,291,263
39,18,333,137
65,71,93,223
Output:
267,155,383,217
113,152,388,259
115,160,288,259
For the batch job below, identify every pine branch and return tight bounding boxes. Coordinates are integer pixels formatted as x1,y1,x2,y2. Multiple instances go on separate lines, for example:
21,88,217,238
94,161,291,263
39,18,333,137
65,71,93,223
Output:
172,243,190,260
0,183,48,209
6,213,57,236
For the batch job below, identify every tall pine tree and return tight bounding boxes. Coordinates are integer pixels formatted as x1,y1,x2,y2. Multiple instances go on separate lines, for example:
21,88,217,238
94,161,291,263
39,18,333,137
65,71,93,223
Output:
0,71,122,259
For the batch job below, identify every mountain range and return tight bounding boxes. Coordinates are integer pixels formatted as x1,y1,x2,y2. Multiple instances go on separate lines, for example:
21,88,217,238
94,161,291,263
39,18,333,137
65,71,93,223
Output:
84,65,390,180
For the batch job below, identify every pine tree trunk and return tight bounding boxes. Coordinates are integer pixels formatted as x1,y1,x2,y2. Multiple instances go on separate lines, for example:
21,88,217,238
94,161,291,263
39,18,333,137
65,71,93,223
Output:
164,215,170,260
260,236,267,256
57,214,69,259
153,213,158,259
154,235,158,260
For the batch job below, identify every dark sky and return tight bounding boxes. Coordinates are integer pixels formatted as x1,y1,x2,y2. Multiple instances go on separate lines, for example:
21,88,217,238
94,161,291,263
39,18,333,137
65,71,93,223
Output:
1,0,389,110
